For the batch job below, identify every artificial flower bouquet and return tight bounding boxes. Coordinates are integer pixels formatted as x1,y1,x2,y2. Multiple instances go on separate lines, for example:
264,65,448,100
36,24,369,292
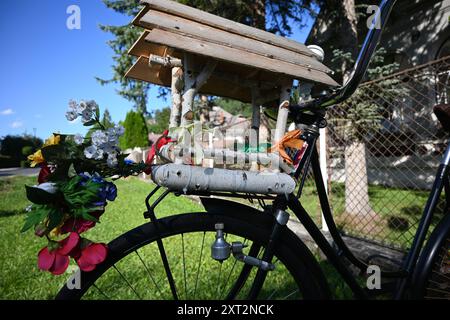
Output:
22,100,147,275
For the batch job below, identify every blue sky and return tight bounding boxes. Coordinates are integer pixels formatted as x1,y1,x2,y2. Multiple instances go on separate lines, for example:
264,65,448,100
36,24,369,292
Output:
0,0,315,140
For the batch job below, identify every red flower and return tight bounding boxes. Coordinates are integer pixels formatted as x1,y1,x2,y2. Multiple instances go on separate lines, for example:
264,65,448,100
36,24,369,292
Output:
38,163,51,184
144,130,172,174
71,242,108,272
37,232,80,275
60,210,104,234
37,232,108,274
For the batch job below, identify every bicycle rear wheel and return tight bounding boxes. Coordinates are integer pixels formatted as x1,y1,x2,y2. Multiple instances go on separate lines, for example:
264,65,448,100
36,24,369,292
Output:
56,210,329,300
413,213,450,299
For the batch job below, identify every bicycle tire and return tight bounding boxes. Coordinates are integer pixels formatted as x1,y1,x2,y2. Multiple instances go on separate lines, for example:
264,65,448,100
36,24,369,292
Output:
412,213,450,299
56,210,330,300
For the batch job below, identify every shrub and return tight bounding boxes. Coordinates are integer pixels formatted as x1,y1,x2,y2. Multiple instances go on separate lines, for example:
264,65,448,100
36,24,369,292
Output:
0,135,42,168
148,108,170,134
20,160,29,168
119,111,149,150
22,146,34,157
0,155,18,168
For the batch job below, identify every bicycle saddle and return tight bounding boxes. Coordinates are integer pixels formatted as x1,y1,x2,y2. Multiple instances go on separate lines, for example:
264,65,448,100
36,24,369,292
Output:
433,104,450,132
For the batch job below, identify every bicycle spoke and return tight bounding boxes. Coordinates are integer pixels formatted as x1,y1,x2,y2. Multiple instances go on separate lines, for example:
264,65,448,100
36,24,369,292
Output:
426,287,450,295
92,283,111,300
429,278,450,288
157,238,179,300
193,231,206,299
220,258,238,299
226,242,261,300
216,261,223,297
220,238,247,299
112,264,142,300
266,289,278,300
425,295,450,300
181,233,188,299
432,268,450,281
281,289,299,300
57,215,308,300
134,250,163,298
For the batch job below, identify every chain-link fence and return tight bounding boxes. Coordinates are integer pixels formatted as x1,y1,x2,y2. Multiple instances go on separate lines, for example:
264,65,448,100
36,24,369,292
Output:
322,55,450,250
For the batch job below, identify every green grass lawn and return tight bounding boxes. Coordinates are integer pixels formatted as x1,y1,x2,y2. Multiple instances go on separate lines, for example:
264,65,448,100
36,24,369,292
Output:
1,175,353,300
0,175,203,299
296,178,443,249
6,175,421,299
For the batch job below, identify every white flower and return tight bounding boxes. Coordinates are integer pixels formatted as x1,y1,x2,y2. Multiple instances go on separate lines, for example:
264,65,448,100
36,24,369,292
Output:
107,134,119,146
101,143,115,154
84,145,98,159
94,148,104,160
78,100,88,112
108,149,118,158
36,182,58,194
65,110,78,121
73,134,84,145
25,205,33,212
91,130,108,146
47,163,57,173
106,127,116,136
81,172,92,178
81,109,93,123
68,99,78,111
107,154,118,168
86,100,98,113
115,125,125,136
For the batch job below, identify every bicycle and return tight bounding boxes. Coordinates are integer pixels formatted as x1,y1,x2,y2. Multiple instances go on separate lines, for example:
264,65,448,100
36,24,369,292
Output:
56,0,449,300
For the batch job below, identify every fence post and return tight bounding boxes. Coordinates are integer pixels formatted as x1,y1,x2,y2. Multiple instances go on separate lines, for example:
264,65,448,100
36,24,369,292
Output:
319,127,329,232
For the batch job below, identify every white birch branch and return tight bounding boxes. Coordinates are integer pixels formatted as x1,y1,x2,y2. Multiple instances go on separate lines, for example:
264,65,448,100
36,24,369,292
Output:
149,54,183,68
169,67,183,128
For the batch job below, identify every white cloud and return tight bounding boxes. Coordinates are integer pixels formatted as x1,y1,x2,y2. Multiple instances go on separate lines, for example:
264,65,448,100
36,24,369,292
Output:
1,108,14,115
10,121,23,129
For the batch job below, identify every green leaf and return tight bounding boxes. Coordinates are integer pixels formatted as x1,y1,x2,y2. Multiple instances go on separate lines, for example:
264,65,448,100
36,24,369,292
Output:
67,164,77,178
25,185,59,205
95,105,100,119
41,144,65,162
83,120,97,127
21,207,48,233
47,208,64,231
75,207,99,223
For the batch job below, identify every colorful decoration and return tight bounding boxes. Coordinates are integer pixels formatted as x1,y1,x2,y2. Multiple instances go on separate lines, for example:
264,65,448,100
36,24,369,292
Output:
22,100,148,275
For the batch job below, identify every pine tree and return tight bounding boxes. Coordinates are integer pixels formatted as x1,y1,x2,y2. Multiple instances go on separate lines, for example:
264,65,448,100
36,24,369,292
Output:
97,0,150,115
330,46,405,218
119,110,149,149
101,108,114,129
148,108,171,134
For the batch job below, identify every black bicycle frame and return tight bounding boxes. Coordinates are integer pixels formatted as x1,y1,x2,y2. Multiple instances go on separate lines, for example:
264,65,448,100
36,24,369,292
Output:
283,113,450,299
394,142,450,298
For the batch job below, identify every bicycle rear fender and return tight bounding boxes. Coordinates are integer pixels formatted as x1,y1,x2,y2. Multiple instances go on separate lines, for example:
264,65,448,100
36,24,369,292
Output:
200,197,265,216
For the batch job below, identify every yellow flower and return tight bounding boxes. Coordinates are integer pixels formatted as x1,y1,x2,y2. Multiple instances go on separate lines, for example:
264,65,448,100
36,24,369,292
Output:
49,226,62,237
44,134,61,147
27,135,61,168
28,149,44,167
